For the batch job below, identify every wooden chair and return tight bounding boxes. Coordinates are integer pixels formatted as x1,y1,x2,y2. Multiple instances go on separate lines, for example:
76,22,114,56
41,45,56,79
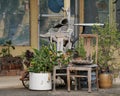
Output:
67,34,99,92
79,34,98,64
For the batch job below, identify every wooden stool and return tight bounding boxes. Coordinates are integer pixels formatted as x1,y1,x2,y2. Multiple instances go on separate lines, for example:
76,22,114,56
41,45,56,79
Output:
53,66,67,91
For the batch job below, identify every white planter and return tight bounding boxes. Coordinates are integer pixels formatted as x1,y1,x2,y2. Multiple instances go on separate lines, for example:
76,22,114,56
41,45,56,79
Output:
29,72,52,90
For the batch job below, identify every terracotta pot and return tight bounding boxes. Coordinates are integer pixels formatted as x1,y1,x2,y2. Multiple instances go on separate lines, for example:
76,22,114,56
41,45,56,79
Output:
99,73,112,88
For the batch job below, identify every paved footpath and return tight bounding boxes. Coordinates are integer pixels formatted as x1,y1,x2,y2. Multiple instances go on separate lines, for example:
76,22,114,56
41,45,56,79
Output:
0,76,120,96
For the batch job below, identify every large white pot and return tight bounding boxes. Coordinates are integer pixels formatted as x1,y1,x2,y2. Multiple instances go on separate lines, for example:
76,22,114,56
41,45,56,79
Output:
29,72,52,90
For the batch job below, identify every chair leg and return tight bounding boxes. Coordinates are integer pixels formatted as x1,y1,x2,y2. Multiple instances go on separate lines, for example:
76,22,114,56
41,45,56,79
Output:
53,68,56,91
67,67,70,92
74,71,78,91
78,78,81,90
88,68,92,93
96,67,99,91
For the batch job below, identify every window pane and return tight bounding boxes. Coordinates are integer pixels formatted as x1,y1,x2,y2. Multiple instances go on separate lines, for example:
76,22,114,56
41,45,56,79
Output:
39,0,64,46
85,0,109,23
0,0,30,45
84,0,109,33
116,0,120,30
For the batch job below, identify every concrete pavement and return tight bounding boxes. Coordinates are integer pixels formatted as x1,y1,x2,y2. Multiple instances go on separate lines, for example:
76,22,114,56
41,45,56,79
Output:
0,76,23,89
0,76,120,96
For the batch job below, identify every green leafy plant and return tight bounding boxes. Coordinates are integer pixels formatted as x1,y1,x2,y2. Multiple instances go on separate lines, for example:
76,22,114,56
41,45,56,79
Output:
28,43,58,73
0,40,23,70
92,21,120,73
0,48,8,57
57,49,73,67
0,40,15,57
28,43,73,73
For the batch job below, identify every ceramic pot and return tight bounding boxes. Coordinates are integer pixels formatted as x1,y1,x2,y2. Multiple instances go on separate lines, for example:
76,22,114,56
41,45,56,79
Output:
99,73,112,88
29,72,52,90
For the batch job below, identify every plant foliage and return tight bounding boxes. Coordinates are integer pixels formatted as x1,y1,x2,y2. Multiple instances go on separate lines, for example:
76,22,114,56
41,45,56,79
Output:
28,43,58,73
28,43,73,73
0,40,15,57
92,21,120,72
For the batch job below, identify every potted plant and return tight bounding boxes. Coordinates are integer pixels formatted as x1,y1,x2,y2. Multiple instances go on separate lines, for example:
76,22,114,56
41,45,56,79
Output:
28,44,58,90
0,40,16,70
0,40,23,76
92,21,120,88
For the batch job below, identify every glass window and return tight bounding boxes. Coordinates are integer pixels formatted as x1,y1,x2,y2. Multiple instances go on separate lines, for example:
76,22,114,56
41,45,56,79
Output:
39,0,64,46
39,0,76,47
84,0,109,33
116,0,120,30
0,0,30,45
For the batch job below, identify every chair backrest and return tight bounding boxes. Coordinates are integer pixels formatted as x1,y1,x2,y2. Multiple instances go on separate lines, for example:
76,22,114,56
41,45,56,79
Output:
79,34,98,64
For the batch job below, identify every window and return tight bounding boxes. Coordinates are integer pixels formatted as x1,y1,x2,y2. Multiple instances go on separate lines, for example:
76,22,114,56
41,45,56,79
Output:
84,0,109,33
116,0,120,30
0,0,30,45
39,0,76,47
39,0,64,46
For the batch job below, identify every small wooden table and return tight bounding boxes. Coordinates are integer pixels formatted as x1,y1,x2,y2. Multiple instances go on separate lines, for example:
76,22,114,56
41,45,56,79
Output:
53,66,67,91
67,64,99,92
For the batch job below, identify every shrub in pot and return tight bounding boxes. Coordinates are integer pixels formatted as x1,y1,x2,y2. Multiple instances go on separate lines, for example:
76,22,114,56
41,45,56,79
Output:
28,44,58,90
0,40,23,72
92,21,120,88
0,40,16,70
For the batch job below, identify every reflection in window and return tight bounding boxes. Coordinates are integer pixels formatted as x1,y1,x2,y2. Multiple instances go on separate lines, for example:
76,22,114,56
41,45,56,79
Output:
39,0,64,46
85,0,109,23
116,0,120,31
84,0,109,33
39,0,76,47
0,0,30,46
96,0,109,22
